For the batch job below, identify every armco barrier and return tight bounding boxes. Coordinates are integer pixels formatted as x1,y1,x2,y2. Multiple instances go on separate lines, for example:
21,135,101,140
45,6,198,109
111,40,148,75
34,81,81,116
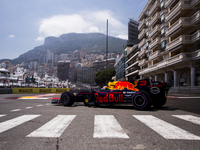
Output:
12,88,70,94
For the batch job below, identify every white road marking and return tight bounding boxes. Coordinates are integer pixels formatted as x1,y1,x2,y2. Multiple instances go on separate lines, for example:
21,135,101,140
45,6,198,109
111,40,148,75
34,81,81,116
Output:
94,115,129,138
27,115,76,138
45,103,50,105
36,105,43,107
0,115,41,133
0,114,7,117
10,109,21,112
172,115,200,125
25,107,33,109
133,115,200,140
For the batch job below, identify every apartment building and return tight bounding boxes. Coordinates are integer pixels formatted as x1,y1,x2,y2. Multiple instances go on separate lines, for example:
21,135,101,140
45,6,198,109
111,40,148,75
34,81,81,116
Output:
57,61,70,81
125,44,140,81
137,0,200,87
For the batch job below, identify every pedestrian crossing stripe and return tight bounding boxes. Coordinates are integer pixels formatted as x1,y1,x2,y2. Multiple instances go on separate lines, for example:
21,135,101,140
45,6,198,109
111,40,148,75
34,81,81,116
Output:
0,115,41,134
133,115,200,140
172,115,200,125
0,114,200,140
94,115,129,138
27,115,76,138
0,114,6,117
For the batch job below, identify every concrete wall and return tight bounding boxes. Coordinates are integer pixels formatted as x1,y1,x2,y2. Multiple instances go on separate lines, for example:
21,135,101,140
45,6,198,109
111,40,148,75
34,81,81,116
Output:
169,86,200,94
0,88,12,94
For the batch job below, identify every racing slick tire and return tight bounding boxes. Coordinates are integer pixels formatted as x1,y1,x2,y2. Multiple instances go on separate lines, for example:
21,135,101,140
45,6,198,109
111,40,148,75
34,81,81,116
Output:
60,92,75,106
132,92,151,110
153,98,167,108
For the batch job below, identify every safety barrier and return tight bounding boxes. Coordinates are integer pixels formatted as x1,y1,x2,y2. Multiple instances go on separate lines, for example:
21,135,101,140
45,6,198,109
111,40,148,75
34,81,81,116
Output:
12,88,70,94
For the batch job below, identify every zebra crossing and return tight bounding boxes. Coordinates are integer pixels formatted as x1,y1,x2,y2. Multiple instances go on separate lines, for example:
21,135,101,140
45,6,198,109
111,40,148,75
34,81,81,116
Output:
0,114,200,140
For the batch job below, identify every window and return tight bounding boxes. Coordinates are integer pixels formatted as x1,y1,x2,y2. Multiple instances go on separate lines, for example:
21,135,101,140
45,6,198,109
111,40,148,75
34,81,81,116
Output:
146,9,149,17
146,20,149,27
161,28,165,35
161,14,165,23
161,41,167,48
146,30,149,38
161,0,165,9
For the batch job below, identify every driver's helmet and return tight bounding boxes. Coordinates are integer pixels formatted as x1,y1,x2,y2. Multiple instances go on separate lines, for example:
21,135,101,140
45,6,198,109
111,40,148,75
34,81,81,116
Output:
103,86,108,89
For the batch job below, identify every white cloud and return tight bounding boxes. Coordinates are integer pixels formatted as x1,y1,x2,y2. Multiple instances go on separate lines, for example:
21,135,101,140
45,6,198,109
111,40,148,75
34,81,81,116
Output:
35,10,128,41
34,36,44,41
117,35,128,40
8,34,15,38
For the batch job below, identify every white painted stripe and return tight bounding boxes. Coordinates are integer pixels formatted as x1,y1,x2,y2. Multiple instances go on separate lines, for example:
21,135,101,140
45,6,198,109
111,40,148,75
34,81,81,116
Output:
0,115,40,133
45,103,50,105
36,105,43,107
25,107,33,109
94,115,129,138
27,115,76,138
0,114,7,117
133,115,200,140
10,109,21,112
172,115,200,125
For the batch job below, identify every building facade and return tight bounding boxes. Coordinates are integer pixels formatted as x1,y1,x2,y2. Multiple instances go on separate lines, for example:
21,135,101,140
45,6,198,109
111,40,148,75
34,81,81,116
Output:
114,53,126,81
77,67,95,83
128,19,140,45
125,45,140,81
137,0,200,87
57,61,70,81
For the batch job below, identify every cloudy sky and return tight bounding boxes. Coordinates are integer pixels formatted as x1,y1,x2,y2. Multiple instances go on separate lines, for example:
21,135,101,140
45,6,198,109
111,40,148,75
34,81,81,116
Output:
0,0,147,60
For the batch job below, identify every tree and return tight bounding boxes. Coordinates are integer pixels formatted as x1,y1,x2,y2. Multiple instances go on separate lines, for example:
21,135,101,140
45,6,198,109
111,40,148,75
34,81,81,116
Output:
95,68,116,86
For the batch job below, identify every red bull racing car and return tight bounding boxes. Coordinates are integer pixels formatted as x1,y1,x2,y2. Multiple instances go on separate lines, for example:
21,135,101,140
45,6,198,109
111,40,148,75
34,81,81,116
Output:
52,79,170,110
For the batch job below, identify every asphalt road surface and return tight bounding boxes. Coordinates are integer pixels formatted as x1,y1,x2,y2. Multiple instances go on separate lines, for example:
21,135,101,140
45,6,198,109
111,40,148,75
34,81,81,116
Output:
0,93,200,150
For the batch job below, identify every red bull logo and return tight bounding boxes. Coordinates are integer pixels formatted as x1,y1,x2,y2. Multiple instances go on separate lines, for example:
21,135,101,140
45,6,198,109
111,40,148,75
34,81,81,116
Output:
95,93,123,103
108,81,139,91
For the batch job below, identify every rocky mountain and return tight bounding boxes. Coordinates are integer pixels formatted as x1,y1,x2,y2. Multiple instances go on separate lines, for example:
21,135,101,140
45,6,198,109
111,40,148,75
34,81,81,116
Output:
5,33,127,65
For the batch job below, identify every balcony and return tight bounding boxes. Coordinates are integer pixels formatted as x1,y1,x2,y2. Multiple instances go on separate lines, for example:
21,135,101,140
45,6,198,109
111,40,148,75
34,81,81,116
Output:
126,70,139,77
149,37,161,50
138,59,146,66
138,38,146,48
166,17,191,36
149,0,160,16
191,10,200,25
138,29,146,40
138,49,146,58
126,61,139,70
139,52,191,75
148,50,161,61
166,0,191,22
191,49,200,60
149,25,160,38
165,0,177,8
126,51,139,64
191,30,200,43
191,0,200,7
166,35,191,51
138,19,146,31
149,12,161,28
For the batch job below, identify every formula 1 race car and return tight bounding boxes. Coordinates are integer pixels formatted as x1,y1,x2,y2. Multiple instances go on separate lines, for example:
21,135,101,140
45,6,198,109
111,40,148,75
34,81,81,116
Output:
52,79,170,110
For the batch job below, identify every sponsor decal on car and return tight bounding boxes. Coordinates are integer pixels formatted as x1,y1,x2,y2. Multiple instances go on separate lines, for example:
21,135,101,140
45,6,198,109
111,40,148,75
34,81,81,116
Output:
95,93,123,103
108,81,139,91
150,87,160,94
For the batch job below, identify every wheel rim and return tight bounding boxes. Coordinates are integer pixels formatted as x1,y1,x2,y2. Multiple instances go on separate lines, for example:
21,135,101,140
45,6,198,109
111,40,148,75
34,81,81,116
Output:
134,95,145,107
62,93,70,104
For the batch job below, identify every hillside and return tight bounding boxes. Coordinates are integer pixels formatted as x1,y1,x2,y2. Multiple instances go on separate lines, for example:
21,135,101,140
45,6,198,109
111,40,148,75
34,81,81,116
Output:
7,33,127,64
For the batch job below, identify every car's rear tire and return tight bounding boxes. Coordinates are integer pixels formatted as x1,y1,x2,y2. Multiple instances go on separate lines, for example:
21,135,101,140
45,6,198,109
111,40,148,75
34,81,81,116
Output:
60,92,75,106
132,92,150,110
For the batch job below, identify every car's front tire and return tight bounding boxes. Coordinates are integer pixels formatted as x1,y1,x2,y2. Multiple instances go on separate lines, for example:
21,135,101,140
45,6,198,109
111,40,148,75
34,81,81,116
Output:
60,92,75,106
